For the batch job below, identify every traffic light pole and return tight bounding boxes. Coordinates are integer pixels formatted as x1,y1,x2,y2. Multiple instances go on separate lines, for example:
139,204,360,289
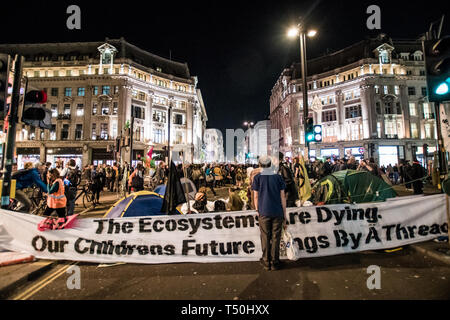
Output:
1,55,23,209
434,102,447,177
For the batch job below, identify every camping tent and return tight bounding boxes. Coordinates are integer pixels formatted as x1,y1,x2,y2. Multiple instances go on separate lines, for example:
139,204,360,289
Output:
311,170,397,204
104,191,181,218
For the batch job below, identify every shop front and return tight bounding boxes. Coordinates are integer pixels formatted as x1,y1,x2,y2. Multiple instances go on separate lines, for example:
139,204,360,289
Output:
344,147,364,162
46,147,83,169
414,145,436,167
92,148,115,166
320,148,340,160
17,148,41,169
378,146,401,167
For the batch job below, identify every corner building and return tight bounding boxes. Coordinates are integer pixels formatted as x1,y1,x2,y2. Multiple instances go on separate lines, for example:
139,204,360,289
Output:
0,38,207,168
270,34,443,167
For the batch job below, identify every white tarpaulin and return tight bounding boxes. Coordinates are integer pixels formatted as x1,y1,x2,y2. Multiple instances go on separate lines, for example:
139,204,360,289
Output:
0,194,447,265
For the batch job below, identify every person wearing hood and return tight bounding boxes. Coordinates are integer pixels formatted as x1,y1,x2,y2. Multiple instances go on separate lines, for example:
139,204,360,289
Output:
13,162,48,213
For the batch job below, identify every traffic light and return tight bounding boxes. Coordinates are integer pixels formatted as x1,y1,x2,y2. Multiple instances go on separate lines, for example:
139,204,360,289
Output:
313,125,322,142
423,36,450,102
0,54,11,117
369,143,376,155
22,90,52,129
305,117,314,143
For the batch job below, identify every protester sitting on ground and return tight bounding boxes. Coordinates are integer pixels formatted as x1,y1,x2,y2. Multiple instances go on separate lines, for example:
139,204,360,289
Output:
13,162,48,213
227,187,244,211
214,200,227,212
193,190,208,213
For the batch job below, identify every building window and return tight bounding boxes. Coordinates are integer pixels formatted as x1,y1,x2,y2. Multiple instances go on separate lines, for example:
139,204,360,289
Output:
100,123,108,140
419,70,426,76
383,86,388,95
102,86,110,95
421,87,427,97
345,105,362,119
345,91,353,101
77,87,85,96
133,106,145,120
322,109,337,122
92,123,97,140
61,124,69,140
51,104,58,117
152,110,166,123
63,104,71,115
374,85,379,94
92,103,98,115
153,129,164,144
34,71,40,77
394,86,400,95
114,86,119,94
423,103,434,119
384,102,394,114
93,86,98,95
112,122,118,138
51,88,59,97
50,125,56,140
425,123,434,139
409,103,417,116
408,87,416,96
377,122,381,138
101,103,109,115
54,70,59,77
113,102,118,115
175,131,184,144
174,114,184,125
77,104,84,116
410,123,419,139
66,70,72,76
75,124,83,140
64,88,72,97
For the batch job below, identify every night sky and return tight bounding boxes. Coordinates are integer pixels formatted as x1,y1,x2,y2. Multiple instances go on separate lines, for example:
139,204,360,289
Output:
1,0,449,135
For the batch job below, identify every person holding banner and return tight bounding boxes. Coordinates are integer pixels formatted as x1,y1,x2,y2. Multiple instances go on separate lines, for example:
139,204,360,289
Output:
252,155,287,271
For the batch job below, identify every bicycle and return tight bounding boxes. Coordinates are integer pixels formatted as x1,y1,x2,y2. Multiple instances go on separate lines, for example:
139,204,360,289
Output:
75,182,96,209
7,186,47,215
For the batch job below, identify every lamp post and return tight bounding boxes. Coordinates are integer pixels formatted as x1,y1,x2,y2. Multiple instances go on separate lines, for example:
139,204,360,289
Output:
288,22,317,160
243,121,254,164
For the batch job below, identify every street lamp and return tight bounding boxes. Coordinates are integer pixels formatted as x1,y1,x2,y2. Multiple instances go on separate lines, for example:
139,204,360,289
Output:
287,22,317,160
243,121,254,164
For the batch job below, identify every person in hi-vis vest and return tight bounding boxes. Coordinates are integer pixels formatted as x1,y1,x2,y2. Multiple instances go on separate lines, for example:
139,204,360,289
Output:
38,168,68,231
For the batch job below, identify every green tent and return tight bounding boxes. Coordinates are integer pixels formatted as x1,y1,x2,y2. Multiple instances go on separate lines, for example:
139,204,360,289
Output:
311,170,397,204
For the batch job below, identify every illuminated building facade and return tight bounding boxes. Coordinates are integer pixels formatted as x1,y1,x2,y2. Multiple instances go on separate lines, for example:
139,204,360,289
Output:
0,38,207,168
270,34,441,166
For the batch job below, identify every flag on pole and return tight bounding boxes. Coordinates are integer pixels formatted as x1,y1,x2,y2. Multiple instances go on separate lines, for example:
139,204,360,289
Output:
161,161,187,214
147,147,154,159
298,155,312,203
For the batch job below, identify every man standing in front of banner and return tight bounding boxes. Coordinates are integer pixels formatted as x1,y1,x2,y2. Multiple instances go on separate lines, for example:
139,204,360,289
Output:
252,155,287,271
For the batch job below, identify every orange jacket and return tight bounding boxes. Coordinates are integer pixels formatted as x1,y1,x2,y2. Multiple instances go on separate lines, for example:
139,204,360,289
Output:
47,178,67,209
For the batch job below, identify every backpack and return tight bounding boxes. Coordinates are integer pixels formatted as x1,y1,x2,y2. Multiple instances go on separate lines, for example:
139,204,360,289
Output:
12,169,32,180
131,171,144,189
66,168,80,188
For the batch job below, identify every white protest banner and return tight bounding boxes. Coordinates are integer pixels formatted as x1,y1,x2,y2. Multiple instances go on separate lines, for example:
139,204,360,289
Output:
0,194,447,264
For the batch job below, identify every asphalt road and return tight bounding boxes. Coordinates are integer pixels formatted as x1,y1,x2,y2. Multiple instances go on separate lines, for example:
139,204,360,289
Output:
8,246,449,300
